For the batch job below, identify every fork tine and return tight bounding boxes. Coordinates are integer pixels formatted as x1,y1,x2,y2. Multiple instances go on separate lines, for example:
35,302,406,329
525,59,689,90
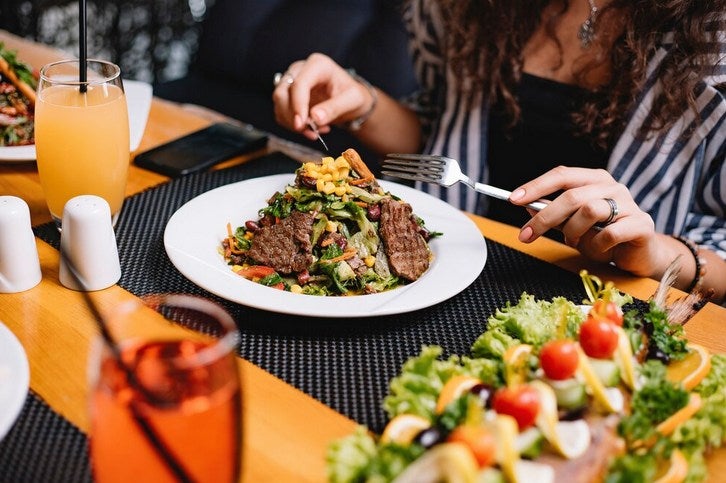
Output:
382,158,444,175
381,170,440,184
385,153,448,166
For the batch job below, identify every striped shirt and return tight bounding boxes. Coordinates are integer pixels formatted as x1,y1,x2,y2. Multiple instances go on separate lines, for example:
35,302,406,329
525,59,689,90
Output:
402,0,726,260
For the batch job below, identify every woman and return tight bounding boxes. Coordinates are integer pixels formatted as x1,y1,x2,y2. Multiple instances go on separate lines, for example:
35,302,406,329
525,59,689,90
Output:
272,0,725,303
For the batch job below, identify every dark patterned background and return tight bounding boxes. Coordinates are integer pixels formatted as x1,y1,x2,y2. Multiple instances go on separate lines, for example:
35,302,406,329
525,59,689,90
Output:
0,0,203,82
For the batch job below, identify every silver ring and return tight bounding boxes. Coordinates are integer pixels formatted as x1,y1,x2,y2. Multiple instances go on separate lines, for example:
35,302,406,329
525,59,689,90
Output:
600,198,618,226
273,71,294,87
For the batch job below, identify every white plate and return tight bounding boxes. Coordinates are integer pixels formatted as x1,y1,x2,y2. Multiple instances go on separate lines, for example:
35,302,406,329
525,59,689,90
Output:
0,321,29,441
164,174,488,318
0,79,153,162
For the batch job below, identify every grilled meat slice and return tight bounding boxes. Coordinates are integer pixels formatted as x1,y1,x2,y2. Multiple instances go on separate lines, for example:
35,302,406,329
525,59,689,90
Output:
247,211,314,274
379,198,429,281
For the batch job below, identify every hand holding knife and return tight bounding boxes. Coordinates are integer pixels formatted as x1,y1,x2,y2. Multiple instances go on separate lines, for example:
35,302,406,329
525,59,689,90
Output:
273,70,330,153
307,119,329,153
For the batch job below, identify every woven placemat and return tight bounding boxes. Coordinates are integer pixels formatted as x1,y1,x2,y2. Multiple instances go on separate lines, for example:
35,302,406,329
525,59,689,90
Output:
0,392,90,483
32,151,594,431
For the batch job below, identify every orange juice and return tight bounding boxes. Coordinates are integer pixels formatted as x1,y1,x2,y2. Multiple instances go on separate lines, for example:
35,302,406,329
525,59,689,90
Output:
90,339,242,483
35,83,129,222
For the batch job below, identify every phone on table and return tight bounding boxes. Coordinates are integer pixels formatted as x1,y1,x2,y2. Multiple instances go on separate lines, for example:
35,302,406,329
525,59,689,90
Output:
134,122,268,177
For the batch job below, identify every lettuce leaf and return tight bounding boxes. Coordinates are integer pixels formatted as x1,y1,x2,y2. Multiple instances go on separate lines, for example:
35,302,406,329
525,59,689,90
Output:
383,346,500,420
471,293,584,355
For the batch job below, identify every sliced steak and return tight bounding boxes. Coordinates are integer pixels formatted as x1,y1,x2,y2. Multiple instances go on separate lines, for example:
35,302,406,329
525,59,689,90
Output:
247,211,314,273
378,198,430,281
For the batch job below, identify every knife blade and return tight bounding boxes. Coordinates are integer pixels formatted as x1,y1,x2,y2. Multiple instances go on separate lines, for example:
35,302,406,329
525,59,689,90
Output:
307,119,329,153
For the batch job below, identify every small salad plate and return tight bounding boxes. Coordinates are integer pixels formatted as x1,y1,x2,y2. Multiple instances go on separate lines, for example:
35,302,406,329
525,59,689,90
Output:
0,79,153,162
0,320,29,441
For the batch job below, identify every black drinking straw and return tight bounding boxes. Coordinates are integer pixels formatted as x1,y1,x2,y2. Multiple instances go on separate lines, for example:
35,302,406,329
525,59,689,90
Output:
60,249,193,482
79,0,87,93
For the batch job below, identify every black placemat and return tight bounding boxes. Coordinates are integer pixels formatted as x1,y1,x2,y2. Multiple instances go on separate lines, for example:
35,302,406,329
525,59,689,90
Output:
33,151,593,431
0,392,90,483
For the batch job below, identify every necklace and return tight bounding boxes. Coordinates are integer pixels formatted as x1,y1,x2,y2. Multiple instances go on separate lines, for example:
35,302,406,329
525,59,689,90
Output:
578,0,598,48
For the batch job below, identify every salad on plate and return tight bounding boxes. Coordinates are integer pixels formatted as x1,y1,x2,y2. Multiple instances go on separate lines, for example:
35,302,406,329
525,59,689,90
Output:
0,43,36,147
221,148,440,296
326,272,725,482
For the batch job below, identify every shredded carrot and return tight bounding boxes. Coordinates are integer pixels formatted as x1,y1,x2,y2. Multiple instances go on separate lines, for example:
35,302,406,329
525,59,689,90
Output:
349,176,373,186
227,222,233,237
227,236,247,255
321,248,358,264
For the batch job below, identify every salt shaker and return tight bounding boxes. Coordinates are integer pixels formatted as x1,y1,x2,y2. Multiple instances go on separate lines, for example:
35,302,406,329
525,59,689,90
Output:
0,196,42,293
59,195,121,291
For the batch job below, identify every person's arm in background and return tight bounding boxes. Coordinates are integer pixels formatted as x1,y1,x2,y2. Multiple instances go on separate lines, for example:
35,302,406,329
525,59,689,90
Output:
272,53,422,156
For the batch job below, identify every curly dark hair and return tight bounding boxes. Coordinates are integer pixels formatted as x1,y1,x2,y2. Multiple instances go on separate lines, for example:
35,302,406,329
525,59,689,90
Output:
434,0,725,146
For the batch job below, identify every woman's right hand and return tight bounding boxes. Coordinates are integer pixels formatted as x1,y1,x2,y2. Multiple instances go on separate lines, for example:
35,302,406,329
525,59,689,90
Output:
272,53,375,143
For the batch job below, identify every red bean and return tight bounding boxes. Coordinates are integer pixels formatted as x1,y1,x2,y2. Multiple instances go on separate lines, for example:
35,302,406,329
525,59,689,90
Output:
245,220,260,232
367,204,381,221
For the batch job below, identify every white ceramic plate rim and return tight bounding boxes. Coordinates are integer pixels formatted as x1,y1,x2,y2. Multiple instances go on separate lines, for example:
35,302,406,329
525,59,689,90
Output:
0,320,29,441
0,79,153,162
164,174,488,318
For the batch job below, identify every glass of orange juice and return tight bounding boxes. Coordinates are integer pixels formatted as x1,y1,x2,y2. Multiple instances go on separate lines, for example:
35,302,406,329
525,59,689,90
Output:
88,294,242,483
35,59,129,228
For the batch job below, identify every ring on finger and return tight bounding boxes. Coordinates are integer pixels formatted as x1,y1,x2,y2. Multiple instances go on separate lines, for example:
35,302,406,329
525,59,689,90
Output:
597,198,619,227
273,71,295,87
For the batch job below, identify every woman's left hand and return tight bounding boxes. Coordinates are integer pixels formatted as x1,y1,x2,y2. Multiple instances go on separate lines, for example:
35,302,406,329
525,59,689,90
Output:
509,166,663,277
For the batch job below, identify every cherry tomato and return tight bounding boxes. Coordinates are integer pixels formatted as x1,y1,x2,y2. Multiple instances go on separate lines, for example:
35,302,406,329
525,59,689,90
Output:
590,300,624,326
447,425,496,467
579,316,619,359
492,385,540,430
539,340,579,380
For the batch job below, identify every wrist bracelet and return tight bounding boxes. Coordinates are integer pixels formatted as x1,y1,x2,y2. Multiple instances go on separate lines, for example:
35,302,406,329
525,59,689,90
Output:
344,69,378,131
672,235,707,292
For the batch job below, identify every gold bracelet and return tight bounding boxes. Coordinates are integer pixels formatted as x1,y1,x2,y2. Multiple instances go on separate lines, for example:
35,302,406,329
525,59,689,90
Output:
344,69,378,131
672,235,707,292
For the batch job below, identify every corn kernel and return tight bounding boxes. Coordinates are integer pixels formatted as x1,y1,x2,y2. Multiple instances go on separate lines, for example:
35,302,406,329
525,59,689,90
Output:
334,186,347,197
346,185,352,193
325,220,337,232
338,168,350,179
323,181,336,194
334,156,349,168
321,173,332,182
322,156,335,165
303,162,317,172
364,256,376,267
341,194,349,202
290,284,303,294
244,232,254,240
316,179,325,192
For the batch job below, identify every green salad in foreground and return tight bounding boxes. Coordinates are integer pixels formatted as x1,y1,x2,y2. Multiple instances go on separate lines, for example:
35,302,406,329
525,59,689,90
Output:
327,273,726,483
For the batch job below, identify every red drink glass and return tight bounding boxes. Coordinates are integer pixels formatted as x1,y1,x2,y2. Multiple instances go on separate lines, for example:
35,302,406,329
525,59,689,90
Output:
89,294,242,483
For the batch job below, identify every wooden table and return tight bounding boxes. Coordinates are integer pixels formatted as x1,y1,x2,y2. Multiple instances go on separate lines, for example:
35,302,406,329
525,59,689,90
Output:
1,30,724,482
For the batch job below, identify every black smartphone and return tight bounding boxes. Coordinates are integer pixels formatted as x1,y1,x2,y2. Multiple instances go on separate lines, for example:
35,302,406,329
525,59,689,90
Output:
134,122,268,177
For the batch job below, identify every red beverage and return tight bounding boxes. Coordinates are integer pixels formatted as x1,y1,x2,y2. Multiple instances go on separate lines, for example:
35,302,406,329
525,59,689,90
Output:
90,339,241,483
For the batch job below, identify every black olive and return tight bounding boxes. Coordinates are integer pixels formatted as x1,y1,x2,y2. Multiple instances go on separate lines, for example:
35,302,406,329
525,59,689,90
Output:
646,345,670,364
413,426,445,449
469,383,494,408
643,319,654,336
560,406,587,421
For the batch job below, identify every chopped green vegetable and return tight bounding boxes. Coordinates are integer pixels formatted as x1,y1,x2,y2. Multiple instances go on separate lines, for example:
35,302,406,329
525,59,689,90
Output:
326,427,424,483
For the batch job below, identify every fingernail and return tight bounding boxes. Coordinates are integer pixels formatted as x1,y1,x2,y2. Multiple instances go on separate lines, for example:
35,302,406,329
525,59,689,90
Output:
510,188,525,201
518,225,534,243
294,114,303,130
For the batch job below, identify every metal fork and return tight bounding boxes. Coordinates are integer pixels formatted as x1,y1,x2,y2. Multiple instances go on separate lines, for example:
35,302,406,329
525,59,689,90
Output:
383,153,548,211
